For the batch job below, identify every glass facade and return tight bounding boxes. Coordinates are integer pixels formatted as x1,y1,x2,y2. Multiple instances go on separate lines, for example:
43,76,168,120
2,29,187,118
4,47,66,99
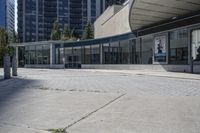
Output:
169,29,188,64
25,45,50,65
23,25,200,69
192,29,200,62
141,35,154,64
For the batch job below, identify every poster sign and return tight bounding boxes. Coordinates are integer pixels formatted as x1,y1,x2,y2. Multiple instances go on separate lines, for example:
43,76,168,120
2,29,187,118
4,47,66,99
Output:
154,36,167,62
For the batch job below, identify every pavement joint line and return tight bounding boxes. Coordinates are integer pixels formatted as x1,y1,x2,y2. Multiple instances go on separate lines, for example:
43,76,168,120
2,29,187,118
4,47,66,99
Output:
0,122,48,133
30,87,117,94
135,74,200,81
64,93,126,131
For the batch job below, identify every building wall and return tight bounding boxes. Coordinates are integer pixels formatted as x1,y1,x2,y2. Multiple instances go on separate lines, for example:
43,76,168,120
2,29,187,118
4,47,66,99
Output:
0,0,6,28
0,0,15,34
18,0,107,42
94,3,131,38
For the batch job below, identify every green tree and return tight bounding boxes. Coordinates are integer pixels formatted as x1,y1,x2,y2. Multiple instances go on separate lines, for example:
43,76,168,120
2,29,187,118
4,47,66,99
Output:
10,30,18,43
0,28,9,66
61,24,74,41
82,22,94,40
50,20,61,40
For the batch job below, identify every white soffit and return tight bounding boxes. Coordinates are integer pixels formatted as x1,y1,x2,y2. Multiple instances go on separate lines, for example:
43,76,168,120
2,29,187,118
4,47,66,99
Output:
129,0,200,31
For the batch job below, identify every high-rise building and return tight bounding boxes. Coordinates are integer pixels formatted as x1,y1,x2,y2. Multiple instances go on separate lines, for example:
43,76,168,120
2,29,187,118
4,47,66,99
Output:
0,0,15,34
18,0,109,42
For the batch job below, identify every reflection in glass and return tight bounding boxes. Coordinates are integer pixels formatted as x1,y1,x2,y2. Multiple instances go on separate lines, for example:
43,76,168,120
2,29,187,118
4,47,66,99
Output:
141,35,153,64
25,45,50,65
103,43,110,64
110,42,119,64
192,30,200,61
170,29,188,64
120,40,130,64
84,46,91,64
91,45,100,64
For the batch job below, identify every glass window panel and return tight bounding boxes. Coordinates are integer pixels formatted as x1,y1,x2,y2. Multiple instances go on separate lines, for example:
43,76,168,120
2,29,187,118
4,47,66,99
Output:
73,47,82,68
42,45,50,64
170,29,188,64
192,29,200,61
103,43,110,64
110,42,119,64
91,45,100,64
120,40,130,64
135,38,141,64
36,45,43,64
84,46,91,64
29,46,36,64
141,35,153,64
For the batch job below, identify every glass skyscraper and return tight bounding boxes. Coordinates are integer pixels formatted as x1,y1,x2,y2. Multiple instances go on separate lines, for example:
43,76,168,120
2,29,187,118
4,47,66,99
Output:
0,0,15,34
18,0,111,42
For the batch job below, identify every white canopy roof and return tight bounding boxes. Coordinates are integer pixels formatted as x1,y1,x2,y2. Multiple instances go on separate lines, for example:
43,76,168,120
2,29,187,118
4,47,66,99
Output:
129,0,200,31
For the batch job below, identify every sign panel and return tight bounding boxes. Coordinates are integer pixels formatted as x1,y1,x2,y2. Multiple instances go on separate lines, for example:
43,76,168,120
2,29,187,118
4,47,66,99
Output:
154,36,167,62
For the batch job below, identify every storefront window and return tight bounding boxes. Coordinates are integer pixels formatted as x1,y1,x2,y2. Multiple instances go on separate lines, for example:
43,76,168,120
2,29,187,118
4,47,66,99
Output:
29,46,36,64
84,46,91,64
26,44,50,65
36,45,43,64
120,40,131,64
73,47,81,66
192,29,200,62
42,45,50,64
103,43,110,64
170,29,188,64
135,38,141,64
110,42,119,64
25,47,30,65
141,35,153,64
64,47,72,65
91,45,100,64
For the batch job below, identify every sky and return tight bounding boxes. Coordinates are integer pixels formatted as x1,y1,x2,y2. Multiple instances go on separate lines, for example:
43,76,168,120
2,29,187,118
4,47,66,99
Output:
15,0,17,32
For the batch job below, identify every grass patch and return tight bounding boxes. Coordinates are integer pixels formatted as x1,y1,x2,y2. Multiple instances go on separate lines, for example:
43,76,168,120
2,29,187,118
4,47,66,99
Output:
48,128,67,133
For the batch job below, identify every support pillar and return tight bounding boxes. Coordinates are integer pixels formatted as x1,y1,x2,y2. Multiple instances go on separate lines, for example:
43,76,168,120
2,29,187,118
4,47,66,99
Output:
4,54,11,79
50,43,55,68
12,55,18,76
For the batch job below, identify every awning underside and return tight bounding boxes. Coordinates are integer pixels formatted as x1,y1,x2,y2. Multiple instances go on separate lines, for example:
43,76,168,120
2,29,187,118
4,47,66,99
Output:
129,0,200,31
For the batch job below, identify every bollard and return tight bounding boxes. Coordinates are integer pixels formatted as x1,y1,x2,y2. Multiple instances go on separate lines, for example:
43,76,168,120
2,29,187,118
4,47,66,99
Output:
3,54,11,79
12,55,18,76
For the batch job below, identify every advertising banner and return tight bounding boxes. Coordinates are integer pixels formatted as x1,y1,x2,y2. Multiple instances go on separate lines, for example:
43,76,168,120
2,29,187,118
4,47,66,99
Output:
154,36,167,62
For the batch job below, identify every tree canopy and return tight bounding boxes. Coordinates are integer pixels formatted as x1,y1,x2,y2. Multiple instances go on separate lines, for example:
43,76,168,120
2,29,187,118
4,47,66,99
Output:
50,20,61,40
61,24,75,41
0,28,9,66
0,28,9,56
10,30,18,43
82,22,94,40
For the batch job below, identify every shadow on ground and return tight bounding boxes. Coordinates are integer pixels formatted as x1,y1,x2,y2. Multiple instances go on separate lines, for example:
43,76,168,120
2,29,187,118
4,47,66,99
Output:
0,78,37,108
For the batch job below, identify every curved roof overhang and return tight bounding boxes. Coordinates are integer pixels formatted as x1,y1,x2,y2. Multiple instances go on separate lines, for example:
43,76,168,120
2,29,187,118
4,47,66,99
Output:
129,0,200,33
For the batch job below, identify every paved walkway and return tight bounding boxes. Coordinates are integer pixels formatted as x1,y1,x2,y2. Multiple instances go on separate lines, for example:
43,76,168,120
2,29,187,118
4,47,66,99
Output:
0,68,200,133
0,69,3,81
82,69,200,80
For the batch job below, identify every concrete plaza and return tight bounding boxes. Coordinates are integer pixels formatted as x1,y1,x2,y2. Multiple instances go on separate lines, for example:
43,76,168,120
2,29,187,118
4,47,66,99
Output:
0,68,200,133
